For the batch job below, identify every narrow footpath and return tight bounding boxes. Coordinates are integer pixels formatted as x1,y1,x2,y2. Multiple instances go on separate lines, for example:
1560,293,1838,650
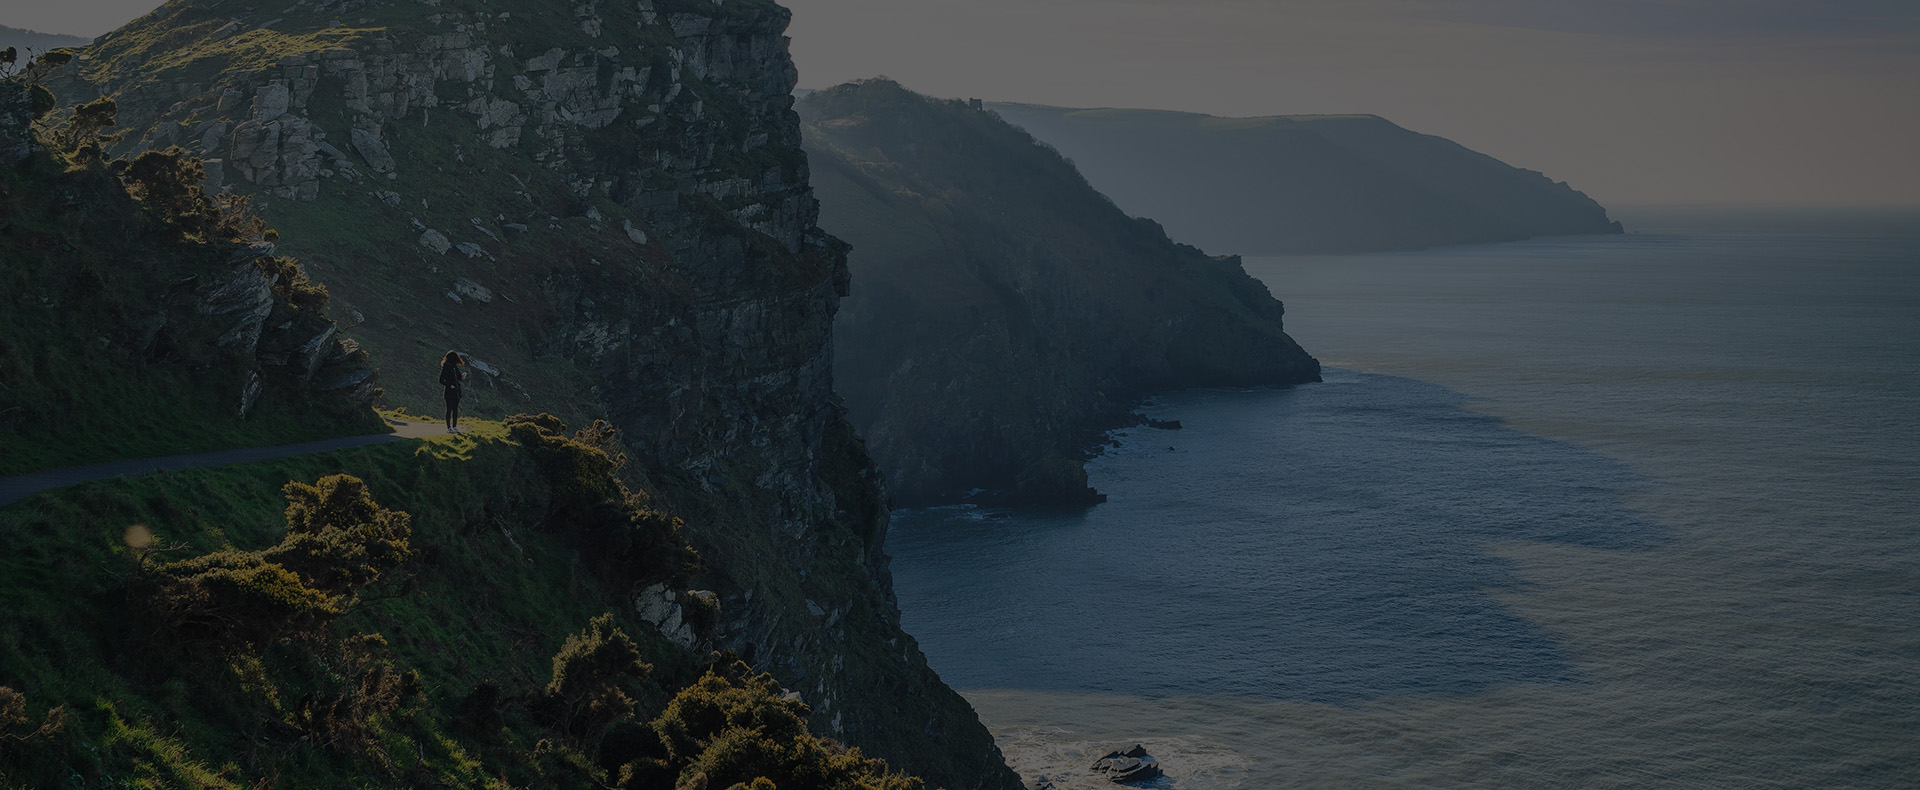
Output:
0,419,447,508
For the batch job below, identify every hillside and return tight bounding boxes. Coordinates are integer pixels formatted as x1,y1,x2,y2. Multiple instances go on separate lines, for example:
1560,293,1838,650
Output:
28,2,1021,787
0,410,937,790
990,103,1624,254
0,74,383,474
801,80,1320,505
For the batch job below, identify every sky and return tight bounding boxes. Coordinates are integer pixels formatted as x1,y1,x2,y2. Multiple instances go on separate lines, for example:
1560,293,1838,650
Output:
10,0,1919,206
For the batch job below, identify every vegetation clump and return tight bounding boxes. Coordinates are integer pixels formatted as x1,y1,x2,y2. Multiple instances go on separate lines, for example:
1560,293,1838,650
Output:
613,662,927,790
145,474,412,651
507,413,700,584
545,613,653,740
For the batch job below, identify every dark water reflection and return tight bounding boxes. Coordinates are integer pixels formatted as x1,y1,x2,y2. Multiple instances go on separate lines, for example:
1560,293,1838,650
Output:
888,370,1666,701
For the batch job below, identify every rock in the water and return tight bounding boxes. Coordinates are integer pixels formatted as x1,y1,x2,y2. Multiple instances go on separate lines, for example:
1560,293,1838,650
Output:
1091,745,1161,784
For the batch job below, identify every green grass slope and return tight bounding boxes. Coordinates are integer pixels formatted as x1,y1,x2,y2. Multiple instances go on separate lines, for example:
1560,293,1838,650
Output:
0,417,929,789
989,102,1623,255
802,80,1320,505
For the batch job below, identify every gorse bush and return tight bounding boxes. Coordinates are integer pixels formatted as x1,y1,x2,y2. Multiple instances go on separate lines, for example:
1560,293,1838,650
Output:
506,413,700,584
619,662,925,790
271,473,413,594
58,96,119,157
546,613,653,740
291,633,423,759
147,474,412,651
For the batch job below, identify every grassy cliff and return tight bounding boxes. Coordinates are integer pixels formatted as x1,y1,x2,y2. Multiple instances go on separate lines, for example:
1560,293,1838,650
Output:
802,80,1320,505
0,75,384,475
0,416,928,789
22,3,1025,783
990,103,1623,255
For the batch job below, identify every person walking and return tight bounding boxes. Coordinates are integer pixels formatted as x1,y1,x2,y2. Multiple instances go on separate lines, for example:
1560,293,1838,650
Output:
439,351,468,432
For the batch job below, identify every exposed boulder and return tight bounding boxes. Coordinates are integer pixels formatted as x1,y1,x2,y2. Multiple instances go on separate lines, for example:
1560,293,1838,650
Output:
1091,745,1162,785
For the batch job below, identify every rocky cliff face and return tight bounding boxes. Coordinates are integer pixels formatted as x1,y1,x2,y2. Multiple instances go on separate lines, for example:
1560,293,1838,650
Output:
46,3,1016,787
990,103,1624,255
802,80,1321,505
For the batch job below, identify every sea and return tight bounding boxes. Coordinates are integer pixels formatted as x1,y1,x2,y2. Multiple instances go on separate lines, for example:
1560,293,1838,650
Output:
885,206,1920,788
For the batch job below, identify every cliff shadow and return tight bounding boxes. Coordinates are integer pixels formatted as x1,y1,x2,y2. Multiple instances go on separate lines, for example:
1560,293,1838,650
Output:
885,369,1669,702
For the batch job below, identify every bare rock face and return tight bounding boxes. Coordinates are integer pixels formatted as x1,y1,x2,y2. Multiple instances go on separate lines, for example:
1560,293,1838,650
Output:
49,3,1017,788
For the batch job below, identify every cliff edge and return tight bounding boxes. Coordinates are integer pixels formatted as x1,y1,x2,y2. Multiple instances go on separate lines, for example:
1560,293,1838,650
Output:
802,80,1321,505
39,3,1018,787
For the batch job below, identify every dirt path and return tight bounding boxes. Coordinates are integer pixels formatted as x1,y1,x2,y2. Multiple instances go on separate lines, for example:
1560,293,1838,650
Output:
0,419,448,508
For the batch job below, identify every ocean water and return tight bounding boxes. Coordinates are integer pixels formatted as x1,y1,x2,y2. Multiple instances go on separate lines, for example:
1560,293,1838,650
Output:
886,208,1920,788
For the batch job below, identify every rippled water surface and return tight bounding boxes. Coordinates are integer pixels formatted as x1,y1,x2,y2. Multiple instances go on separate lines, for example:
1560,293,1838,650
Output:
887,209,1920,788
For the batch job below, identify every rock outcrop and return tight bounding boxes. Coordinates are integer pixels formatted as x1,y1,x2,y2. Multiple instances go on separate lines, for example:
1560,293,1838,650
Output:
47,4,1017,787
0,78,382,472
990,102,1624,254
802,80,1320,505
1091,745,1162,784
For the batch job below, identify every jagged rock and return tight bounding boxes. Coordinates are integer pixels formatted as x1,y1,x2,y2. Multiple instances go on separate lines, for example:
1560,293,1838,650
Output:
198,262,276,351
462,355,500,378
350,127,395,173
250,80,291,121
454,241,488,259
295,325,337,383
320,368,374,393
418,228,451,254
1091,746,1161,784
451,277,493,302
199,158,225,191
236,370,263,419
635,583,708,649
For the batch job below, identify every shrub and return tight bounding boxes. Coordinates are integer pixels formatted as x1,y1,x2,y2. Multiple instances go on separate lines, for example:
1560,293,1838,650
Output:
643,663,925,790
149,549,346,648
546,614,652,740
505,414,699,584
271,474,413,595
147,474,411,652
291,634,423,756
58,96,120,157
